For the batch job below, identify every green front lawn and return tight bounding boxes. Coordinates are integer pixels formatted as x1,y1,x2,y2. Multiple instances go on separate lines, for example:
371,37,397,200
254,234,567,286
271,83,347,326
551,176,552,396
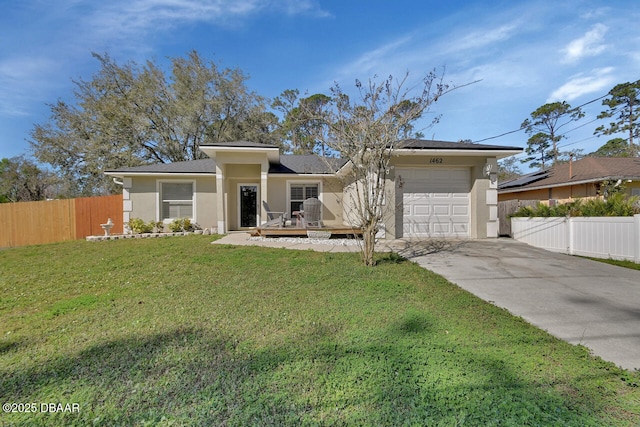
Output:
584,256,640,271
1,236,638,426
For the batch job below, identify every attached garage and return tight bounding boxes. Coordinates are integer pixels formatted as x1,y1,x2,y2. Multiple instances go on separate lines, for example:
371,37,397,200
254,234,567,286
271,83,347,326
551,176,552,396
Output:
399,167,471,237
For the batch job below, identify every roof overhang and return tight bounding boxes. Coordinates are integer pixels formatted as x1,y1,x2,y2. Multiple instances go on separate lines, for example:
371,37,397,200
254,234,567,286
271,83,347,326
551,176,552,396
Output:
268,173,337,178
104,171,214,178
394,148,522,159
199,145,280,163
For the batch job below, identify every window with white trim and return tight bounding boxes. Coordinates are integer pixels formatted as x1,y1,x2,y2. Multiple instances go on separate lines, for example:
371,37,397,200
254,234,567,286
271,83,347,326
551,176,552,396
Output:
161,182,194,220
289,183,319,214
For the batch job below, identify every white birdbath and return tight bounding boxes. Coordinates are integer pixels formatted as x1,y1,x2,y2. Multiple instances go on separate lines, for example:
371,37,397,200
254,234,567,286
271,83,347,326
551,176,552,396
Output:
100,218,114,236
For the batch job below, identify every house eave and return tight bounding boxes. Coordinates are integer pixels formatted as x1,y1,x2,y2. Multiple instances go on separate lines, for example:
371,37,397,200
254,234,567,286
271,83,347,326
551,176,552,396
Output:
104,171,215,178
199,145,280,163
394,148,522,159
268,173,338,178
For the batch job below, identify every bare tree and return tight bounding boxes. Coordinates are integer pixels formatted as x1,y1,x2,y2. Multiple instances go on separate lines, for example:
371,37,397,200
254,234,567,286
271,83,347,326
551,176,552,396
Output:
306,72,456,266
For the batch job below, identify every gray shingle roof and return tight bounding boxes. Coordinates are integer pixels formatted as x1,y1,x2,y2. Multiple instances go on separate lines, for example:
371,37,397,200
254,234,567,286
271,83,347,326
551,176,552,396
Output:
106,139,520,176
105,159,216,174
400,139,521,151
270,155,348,174
105,155,346,175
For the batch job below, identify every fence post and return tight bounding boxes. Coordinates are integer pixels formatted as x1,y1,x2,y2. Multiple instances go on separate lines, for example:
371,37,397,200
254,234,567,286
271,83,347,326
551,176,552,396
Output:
634,214,640,263
567,216,574,255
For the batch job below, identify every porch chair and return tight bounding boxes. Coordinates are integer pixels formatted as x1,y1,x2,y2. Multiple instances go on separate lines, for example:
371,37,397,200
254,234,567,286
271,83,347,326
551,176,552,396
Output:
261,201,286,228
302,197,322,228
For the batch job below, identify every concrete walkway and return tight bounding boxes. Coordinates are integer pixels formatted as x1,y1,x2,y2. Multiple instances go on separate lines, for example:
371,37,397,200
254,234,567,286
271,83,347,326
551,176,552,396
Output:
213,233,640,371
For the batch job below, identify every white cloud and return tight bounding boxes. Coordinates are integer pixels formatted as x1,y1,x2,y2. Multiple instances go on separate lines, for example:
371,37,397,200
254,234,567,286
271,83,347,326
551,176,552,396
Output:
447,22,520,53
330,36,414,83
561,23,608,63
88,0,329,36
547,68,616,101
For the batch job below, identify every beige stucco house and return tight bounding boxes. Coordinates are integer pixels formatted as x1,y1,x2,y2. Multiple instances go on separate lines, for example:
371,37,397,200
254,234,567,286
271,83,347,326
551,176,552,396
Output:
105,140,521,239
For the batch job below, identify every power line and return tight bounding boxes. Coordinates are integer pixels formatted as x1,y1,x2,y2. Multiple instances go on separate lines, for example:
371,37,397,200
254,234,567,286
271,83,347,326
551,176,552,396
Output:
471,92,609,144
557,117,599,136
557,135,598,149
472,126,525,143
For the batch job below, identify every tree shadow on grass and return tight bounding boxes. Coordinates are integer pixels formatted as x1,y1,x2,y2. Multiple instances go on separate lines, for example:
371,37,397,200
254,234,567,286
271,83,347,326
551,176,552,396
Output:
1,317,633,426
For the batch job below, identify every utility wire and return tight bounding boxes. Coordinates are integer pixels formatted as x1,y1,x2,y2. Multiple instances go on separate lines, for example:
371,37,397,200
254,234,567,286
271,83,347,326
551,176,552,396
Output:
471,92,609,144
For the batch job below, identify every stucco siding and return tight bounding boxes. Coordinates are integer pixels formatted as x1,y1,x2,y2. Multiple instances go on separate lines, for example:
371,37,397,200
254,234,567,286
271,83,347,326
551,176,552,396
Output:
195,178,217,230
128,175,216,229
128,177,158,222
267,176,345,227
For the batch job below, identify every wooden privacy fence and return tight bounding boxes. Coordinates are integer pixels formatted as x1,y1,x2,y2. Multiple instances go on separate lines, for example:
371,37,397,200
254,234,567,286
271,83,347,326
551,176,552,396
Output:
498,199,539,236
0,195,122,248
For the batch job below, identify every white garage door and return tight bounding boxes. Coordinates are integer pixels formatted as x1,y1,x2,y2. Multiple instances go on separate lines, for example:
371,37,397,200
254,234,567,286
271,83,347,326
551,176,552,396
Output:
400,167,470,237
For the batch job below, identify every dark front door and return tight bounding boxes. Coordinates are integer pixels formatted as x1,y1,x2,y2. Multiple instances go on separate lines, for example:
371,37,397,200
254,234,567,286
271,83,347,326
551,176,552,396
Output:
239,185,258,228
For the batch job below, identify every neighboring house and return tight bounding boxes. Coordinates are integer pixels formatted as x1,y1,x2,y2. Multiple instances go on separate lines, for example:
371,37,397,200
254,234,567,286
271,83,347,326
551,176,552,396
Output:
105,139,521,239
499,157,640,202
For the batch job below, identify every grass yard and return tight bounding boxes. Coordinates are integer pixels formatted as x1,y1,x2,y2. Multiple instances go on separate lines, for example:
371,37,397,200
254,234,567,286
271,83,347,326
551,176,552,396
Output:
1,236,639,426
584,257,640,271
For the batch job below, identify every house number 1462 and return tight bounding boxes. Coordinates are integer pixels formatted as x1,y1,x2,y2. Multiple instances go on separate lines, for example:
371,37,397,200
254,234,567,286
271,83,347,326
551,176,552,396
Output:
429,158,443,164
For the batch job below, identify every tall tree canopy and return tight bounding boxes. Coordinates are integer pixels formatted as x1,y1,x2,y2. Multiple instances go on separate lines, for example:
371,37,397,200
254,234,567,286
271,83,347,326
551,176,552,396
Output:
590,138,632,157
594,80,640,154
0,156,60,202
272,90,332,155
30,51,277,196
521,101,584,166
521,132,553,169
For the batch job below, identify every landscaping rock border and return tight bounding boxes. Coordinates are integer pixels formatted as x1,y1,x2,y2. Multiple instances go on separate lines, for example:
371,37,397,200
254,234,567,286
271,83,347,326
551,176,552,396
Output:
248,236,361,246
86,229,208,242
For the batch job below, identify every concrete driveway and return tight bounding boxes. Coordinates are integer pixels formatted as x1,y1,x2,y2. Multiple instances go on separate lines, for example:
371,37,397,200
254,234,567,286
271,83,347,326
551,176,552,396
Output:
404,238,640,371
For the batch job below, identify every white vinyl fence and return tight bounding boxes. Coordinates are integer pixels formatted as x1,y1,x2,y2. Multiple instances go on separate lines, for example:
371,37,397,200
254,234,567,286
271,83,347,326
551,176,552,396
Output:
511,215,640,262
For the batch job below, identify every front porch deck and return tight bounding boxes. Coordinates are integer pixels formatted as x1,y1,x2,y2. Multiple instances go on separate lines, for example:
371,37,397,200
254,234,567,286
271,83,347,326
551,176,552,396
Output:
251,226,363,238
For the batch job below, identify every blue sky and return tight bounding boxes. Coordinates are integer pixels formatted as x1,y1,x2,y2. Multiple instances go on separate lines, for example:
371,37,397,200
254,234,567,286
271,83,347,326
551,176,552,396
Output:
1,0,639,169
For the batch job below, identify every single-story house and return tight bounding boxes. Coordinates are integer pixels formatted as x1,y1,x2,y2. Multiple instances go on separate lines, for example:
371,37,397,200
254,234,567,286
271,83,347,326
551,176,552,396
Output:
105,139,521,239
499,157,640,203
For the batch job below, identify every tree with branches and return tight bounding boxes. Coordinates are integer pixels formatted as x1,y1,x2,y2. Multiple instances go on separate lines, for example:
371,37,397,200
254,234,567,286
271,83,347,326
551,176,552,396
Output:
273,90,332,154
594,80,640,155
521,101,584,165
30,51,278,196
0,156,60,202
521,132,553,169
591,138,633,157
304,72,456,266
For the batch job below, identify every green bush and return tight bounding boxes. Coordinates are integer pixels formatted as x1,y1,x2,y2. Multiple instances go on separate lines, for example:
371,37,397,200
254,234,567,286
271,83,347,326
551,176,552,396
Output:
152,221,165,233
511,193,640,217
168,217,197,232
127,218,153,234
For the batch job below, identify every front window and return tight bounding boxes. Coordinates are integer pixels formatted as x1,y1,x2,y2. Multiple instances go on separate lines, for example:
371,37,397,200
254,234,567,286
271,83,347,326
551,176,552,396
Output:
290,183,319,213
161,182,194,220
